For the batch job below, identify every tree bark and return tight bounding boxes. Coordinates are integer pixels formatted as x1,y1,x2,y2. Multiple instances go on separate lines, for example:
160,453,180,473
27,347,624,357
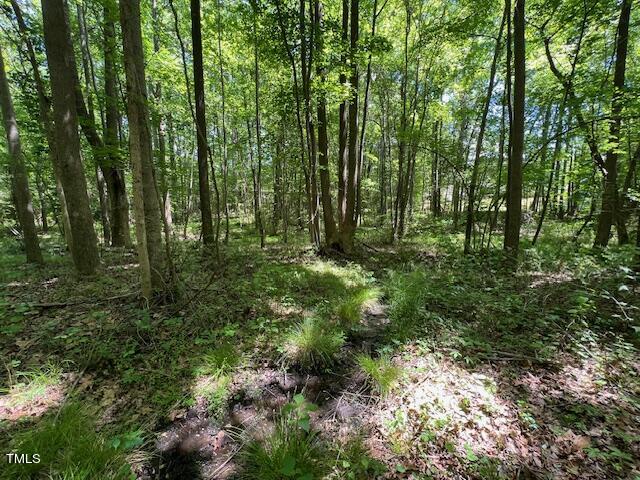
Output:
0,44,43,264
217,0,230,243
252,0,265,248
11,0,72,252
120,0,166,297
339,0,359,252
42,0,99,275
594,0,632,247
504,0,525,255
104,0,131,247
190,0,215,246
338,0,349,225
314,0,338,246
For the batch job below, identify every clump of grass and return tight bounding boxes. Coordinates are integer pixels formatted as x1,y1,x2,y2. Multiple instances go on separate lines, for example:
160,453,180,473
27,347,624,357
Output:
194,342,240,377
282,317,345,369
2,363,62,408
240,394,327,479
336,287,381,327
356,353,402,396
1,403,133,480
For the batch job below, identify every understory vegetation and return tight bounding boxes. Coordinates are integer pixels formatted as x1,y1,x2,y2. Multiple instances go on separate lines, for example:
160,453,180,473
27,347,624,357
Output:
1,219,638,479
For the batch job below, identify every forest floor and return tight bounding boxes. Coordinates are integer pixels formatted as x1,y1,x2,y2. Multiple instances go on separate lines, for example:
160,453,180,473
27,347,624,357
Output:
1,219,639,479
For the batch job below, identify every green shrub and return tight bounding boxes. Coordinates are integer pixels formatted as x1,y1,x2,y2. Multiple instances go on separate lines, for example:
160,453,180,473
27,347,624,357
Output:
240,394,327,479
356,353,402,396
1,404,134,480
282,317,345,369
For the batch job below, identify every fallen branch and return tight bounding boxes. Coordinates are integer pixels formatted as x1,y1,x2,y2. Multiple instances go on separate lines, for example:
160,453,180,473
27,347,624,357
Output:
24,291,139,309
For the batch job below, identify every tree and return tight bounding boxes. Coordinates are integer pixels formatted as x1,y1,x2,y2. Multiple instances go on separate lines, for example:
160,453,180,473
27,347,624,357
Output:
504,0,525,255
41,0,99,275
104,0,131,247
315,0,338,247
120,0,166,297
191,0,215,247
9,0,73,252
338,0,359,252
464,5,506,254
0,43,42,264
594,0,632,247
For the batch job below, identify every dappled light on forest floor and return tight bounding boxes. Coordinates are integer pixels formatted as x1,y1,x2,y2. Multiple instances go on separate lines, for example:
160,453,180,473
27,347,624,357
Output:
1,231,639,479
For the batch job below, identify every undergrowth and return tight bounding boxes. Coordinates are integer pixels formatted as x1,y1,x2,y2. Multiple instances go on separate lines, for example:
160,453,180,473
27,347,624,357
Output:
1,404,136,480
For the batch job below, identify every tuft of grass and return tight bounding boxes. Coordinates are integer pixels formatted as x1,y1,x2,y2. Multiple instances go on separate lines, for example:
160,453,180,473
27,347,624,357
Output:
239,394,327,479
336,287,381,327
282,317,345,369
2,363,62,408
193,373,232,420
356,353,402,396
1,403,133,480
194,342,240,377
386,269,429,330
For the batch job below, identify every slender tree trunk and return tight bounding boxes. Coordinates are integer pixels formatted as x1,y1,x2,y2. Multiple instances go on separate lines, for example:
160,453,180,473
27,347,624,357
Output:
0,45,43,264
504,0,525,255
217,0,230,243
393,0,410,241
594,0,632,247
190,0,214,246
274,1,314,244
104,1,131,247
252,0,265,248
120,0,166,297
151,0,172,238
11,0,72,251
42,0,99,275
464,7,506,253
355,0,382,223
533,99,565,244
338,0,349,225
338,0,359,252
300,0,320,248
314,0,338,246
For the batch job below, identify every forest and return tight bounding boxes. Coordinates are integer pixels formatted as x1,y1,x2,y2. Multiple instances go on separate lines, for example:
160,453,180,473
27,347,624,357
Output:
0,0,639,478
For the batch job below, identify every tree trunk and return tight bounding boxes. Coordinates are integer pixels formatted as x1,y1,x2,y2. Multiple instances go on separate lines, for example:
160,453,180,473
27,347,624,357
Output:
314,0,338,247
11,0,73,251
0,44,43,264
42,0,99,275
152,0,172,238
393,0,410,241
190,0,215,246
338,0,349,226
252,1,265,248
217,0,230,243
594,0,632,247
504,0,525,255
120,0,166,297
300,0,320,248
338,0,359,252
104,0,131,247
464,8,506,253
533,100,565,245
